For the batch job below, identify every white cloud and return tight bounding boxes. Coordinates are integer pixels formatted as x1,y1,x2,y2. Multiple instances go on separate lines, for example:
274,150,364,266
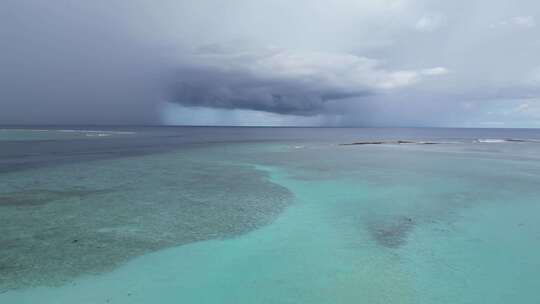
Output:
493,16,536,29
512,16,536,28
420,67,449,76
513,99,540,118
526,66,540,85
415,14,446,32
190,48,447,92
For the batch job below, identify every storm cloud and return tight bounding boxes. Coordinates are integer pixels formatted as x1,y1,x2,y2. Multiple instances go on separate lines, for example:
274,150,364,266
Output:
1,0,540,126
167,47,446,115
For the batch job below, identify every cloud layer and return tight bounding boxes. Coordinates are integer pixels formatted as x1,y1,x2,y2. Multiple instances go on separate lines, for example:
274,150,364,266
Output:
1,0,539,126
167,47,447,115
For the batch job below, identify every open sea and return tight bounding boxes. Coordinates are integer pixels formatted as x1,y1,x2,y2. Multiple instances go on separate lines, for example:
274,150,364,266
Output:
1,126,539,303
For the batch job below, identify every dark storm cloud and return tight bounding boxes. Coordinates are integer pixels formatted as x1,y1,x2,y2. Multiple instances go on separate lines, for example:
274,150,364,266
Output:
167,63,371,116
165,48,444,115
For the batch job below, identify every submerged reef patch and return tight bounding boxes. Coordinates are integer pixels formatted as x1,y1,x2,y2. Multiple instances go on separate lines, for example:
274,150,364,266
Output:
0,154,292,291
0,189,112,206
367,216,416,249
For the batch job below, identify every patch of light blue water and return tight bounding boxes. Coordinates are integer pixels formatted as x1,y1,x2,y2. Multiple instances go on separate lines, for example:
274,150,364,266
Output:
401,196,540,303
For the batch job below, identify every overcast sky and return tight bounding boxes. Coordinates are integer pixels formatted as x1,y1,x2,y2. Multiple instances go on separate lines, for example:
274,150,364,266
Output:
1,0,540,126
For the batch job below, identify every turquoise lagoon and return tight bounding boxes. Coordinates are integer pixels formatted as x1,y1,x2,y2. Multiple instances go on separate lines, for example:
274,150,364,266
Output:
1,127,539,303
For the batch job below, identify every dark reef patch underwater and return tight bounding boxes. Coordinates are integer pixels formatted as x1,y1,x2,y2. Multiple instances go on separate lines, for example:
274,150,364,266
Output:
367,216,416,248
0,149,291,290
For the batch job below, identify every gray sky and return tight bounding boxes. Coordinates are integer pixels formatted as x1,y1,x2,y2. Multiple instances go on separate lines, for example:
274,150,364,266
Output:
1,0,540,126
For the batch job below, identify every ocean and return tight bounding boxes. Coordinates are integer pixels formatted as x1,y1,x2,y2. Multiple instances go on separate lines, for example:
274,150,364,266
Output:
1,126,539,303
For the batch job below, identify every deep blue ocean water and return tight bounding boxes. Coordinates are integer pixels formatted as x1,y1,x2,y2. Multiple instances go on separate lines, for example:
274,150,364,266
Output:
1,127,540,303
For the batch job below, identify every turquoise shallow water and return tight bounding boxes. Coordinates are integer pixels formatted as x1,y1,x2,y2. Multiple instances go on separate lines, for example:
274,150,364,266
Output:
1,127,540,303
